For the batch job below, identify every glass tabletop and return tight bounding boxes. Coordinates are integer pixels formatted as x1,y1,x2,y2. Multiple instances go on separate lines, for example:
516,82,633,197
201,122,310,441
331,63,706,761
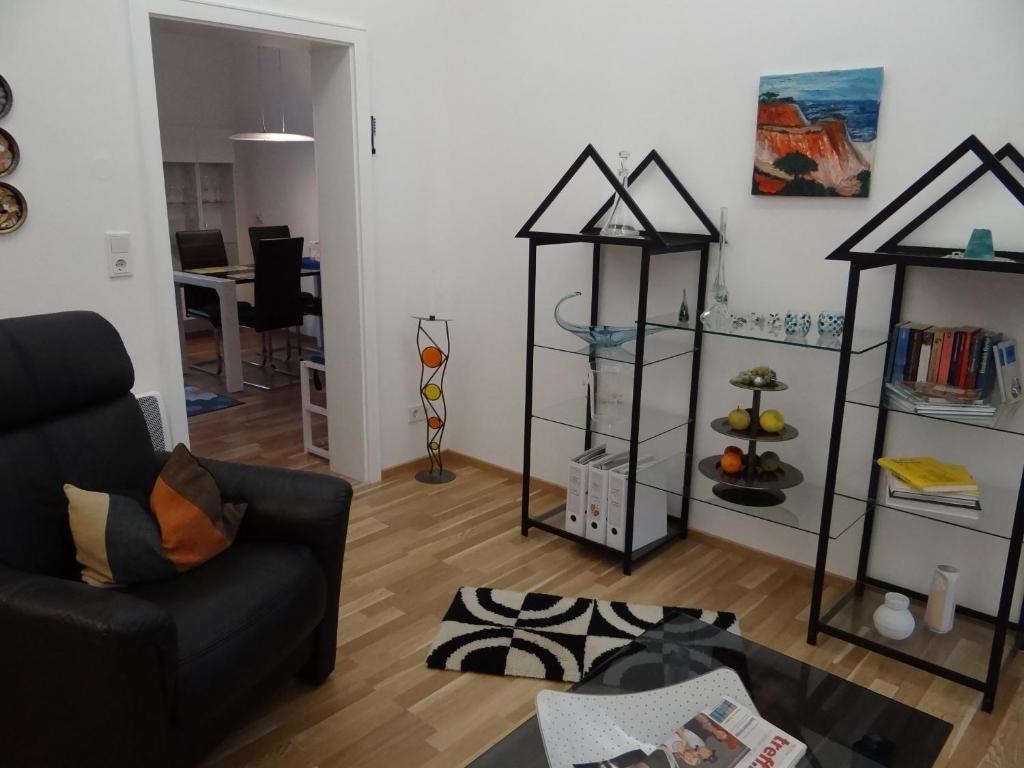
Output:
469,613,950,768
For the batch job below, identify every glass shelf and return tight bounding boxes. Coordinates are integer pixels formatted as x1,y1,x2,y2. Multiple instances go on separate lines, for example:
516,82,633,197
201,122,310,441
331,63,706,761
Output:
847,379,1024,437
527,229,712,254
820,583,1013,682
646,313,889,354
635,452,865,539
534,333,695,366
836,478,1020,540
532,398,688,443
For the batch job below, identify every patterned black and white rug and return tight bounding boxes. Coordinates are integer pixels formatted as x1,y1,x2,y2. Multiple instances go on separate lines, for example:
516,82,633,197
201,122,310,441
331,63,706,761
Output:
425,586,740,683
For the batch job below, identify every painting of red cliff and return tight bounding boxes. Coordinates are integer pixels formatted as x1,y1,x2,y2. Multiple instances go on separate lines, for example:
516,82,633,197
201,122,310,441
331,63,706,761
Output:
752,67,883,197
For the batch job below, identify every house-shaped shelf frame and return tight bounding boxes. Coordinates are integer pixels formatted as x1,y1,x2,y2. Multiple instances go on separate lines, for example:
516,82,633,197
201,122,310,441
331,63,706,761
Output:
808,135,1024,713
516,144,720,252
827,135,1024,273
516,146,719,574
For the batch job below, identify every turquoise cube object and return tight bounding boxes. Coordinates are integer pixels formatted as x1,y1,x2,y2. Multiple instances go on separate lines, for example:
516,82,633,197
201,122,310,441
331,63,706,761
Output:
964,228,994,260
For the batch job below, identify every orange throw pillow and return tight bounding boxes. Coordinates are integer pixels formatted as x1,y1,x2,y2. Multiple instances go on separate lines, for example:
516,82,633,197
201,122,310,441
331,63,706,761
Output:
150,444,247,571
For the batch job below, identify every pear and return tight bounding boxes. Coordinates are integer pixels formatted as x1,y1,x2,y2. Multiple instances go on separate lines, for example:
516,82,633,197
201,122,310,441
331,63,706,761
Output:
759,409,786,433
727,407,751,431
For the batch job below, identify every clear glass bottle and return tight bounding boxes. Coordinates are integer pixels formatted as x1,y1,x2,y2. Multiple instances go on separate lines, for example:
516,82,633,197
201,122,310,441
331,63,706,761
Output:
600,151,641,237
700,207,730,330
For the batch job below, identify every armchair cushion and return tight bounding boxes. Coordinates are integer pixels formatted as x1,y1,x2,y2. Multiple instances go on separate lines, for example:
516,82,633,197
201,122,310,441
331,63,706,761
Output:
197,458,352,682
127,541,326,734
0,563,177,767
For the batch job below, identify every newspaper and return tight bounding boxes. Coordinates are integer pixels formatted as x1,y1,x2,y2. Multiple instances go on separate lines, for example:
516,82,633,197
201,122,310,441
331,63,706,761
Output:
573,696,805,768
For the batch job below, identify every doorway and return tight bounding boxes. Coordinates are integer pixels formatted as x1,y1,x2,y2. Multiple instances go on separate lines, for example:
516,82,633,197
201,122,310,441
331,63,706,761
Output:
129,1,381,483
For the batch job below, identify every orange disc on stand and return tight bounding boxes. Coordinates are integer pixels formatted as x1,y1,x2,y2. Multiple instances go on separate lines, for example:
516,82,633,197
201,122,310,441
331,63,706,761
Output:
421,346,444,368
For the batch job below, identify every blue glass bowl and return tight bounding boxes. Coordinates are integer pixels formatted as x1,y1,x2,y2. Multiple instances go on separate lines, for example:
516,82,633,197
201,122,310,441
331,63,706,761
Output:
554,292,663,348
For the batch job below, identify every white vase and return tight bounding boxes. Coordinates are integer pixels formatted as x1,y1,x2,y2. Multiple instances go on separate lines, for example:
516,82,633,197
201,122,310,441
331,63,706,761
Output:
925,565,959,634
873,592,915,640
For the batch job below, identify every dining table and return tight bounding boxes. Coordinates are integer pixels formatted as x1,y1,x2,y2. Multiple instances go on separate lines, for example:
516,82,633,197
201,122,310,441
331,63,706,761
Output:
172,261,321,392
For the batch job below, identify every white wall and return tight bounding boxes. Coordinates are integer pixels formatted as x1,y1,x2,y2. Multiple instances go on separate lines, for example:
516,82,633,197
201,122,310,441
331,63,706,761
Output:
444,0,1024,612
2,0,451,470
4,0,1023,609
1,0,188,430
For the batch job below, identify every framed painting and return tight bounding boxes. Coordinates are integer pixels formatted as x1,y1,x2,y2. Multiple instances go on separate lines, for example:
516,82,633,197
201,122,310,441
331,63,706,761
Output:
752,67,883,197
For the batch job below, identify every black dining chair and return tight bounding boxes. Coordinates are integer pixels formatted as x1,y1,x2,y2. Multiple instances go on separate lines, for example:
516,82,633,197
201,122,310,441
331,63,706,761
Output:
247,225,291,262
175,229,238,376
239,236,305,390
250,225,322,319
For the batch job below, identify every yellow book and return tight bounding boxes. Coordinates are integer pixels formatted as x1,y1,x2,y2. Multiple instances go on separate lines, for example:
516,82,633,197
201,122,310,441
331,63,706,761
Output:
876,457,978,493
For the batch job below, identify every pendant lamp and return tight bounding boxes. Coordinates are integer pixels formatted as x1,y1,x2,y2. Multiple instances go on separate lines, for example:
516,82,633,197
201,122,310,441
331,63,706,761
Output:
230,48,313,143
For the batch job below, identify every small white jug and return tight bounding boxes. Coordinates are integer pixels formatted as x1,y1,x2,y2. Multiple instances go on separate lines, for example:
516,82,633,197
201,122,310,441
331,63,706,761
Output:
925,565,959,634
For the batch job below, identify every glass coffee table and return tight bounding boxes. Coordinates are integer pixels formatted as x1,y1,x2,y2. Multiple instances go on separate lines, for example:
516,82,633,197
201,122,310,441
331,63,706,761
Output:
469,613,951,767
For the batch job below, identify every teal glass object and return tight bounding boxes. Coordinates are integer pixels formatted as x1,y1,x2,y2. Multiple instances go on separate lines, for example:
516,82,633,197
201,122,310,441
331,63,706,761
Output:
678,289,690,323
964,228,994,260
554,292,663,347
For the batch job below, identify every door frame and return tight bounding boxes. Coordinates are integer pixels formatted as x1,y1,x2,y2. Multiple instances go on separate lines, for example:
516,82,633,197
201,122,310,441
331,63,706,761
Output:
128,0,382,482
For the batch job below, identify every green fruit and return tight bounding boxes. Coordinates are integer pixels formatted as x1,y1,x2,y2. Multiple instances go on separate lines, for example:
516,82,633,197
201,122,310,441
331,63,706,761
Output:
759,451,781,472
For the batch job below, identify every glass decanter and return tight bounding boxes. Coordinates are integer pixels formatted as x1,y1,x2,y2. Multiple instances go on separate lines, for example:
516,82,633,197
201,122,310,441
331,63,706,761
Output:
600,150,641,237
700,207,730,330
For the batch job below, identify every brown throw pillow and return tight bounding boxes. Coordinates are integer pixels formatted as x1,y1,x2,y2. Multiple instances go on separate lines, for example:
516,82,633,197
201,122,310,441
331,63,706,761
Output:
150,444,247,571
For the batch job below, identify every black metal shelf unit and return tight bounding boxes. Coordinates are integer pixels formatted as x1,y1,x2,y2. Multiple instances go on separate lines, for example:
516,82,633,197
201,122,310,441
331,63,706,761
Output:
517,146,720,575
807,137,1024,712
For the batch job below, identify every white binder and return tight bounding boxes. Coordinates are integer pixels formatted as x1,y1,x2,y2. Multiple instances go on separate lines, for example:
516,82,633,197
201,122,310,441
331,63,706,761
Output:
565,445,606,536
606,461,668,552
584,451,630,544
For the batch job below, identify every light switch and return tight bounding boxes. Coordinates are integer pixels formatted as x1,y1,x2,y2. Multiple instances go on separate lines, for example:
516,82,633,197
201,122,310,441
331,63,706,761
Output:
109,234,130,254
106,231,132,277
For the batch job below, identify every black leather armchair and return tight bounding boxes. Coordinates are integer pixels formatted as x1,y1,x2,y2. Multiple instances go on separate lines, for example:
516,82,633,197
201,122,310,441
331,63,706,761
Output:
0,311,352,768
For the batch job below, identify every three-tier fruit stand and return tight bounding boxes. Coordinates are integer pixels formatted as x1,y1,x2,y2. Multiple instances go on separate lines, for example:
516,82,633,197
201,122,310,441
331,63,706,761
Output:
698,377,804,506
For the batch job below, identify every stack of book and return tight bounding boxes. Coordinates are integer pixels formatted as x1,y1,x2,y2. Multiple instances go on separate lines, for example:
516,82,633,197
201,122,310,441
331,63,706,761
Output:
884,381,996,418
884,321,1021,416
877,456,981,521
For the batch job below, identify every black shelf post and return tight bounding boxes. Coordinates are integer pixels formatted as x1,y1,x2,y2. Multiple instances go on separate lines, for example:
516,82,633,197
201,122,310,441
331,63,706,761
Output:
680,244,710,537
622,248,653,575
584,244,601,451
808,263,862,644
520,239,538,537
855,262,906,595
985,468,1024,710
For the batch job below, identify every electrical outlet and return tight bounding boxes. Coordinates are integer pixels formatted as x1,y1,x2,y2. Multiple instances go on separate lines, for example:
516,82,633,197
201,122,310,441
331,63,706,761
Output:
106,231,132,278
408,404,426,424
109,255,132,277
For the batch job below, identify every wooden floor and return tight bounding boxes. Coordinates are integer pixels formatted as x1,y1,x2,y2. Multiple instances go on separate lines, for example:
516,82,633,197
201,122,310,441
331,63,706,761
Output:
185,330,331,474
185,335,1024,768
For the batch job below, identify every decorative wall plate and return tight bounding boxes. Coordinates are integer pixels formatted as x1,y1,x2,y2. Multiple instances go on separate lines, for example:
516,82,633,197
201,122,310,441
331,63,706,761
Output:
0,75,11,120
0,182,26,234
0,128,19,176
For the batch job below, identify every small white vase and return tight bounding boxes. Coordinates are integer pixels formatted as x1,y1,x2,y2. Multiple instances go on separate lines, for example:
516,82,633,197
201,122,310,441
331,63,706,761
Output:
873,592,915,640
925,565,960,634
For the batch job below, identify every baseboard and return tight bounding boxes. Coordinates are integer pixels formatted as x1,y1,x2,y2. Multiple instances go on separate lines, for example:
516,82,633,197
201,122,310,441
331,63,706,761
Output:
381,450,563,494
381,451,848,586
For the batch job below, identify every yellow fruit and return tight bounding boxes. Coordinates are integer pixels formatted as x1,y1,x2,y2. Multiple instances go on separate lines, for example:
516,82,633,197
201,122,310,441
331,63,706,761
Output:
759,409,785,433
727,407,751,431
